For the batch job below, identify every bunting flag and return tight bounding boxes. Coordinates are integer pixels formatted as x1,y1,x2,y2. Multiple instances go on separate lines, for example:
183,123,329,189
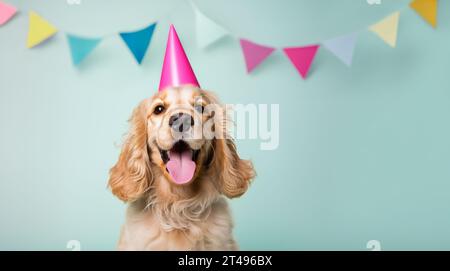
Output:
410,0,438,28
192,2,229,48
26,11,58,48
0,1,17,26
66,34,102,66
239,39,276,73
369,12,400,48
0,2,443,76
322,32,358,67
283,45,320,79
120,23,156,64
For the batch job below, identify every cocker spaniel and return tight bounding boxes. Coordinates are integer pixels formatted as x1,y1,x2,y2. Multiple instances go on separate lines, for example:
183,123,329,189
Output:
108,85,255,250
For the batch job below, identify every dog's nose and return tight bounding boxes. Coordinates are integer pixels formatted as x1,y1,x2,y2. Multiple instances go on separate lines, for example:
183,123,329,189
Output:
169,113,194,133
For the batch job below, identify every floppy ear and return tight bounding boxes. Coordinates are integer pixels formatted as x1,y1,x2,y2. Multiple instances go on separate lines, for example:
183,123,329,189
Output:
213,138,255,198
108,100,152,202
200,89,255,198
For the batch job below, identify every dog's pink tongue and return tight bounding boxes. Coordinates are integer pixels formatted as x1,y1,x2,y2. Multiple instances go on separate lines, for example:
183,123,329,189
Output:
167,150,196,184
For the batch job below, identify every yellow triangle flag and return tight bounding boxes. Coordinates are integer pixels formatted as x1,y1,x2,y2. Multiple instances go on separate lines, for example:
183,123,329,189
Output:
27,11,58,48
410,0,437,28
370,12,400,48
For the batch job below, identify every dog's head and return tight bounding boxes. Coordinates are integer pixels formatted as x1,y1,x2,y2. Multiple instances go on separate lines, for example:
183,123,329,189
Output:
108,86,255,203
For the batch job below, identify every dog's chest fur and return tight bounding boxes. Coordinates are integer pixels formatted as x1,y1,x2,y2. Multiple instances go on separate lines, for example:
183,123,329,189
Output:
117,197,237,250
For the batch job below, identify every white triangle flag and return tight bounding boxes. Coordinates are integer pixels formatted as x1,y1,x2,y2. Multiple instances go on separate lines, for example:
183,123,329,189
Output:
323,32,358,66
191,1,229,48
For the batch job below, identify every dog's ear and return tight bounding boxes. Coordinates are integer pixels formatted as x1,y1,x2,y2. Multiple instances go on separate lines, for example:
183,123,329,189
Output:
200,89,255,198
212,138,255,198
108,100,152,202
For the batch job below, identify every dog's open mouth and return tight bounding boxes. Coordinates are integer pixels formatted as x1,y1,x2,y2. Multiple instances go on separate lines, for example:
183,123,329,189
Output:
159,141,200,185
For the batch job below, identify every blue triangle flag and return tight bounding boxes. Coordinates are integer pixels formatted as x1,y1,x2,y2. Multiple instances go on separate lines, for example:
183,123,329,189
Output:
120,23,157,64
323,32,358,66
66,34,102,66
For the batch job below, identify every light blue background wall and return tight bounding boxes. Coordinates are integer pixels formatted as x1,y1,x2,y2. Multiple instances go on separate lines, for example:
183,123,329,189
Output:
0,0,449,250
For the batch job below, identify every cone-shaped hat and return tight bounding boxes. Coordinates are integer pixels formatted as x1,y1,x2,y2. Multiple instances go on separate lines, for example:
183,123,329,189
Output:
158,25,200,91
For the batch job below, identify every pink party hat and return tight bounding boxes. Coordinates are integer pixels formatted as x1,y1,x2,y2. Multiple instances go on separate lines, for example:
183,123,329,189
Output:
158,25,200,91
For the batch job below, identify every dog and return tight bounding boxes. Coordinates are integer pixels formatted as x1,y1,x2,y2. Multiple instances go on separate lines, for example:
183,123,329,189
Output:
108,85,255,250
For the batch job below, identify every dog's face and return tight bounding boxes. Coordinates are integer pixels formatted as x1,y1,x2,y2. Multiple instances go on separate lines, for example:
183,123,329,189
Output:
108,86,255,202
148,86,216,185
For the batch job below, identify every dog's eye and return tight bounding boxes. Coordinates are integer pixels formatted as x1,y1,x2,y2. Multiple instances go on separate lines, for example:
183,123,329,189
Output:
154,105,165,115
194,104,204,114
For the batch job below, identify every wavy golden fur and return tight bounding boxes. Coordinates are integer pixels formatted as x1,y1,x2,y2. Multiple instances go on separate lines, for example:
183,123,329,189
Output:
108,86,255,250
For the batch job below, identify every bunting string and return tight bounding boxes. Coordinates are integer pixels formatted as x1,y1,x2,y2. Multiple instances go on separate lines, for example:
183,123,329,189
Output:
192,0,438,78
0,0,440,79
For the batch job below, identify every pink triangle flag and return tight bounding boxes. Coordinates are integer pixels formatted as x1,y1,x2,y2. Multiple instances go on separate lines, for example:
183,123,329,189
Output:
239,39,275,73
0,1,17,26
283,45,320,79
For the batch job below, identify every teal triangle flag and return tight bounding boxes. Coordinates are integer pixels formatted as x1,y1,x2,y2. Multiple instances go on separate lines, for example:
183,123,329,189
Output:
120,23,157,64
66,34,102,66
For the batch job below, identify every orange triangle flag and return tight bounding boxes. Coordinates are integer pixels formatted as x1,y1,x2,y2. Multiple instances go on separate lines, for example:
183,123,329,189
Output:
410,0,438,28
